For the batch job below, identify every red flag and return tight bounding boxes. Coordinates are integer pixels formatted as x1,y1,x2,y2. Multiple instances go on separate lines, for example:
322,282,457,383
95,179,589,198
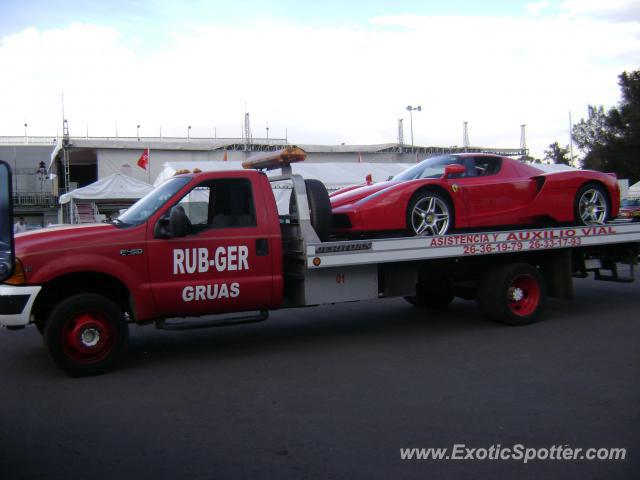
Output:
137,148,149,170
366,174,373,184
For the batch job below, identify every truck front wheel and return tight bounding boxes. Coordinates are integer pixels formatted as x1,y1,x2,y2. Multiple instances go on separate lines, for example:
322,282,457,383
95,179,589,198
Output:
43,294,129,376
477,263,546,326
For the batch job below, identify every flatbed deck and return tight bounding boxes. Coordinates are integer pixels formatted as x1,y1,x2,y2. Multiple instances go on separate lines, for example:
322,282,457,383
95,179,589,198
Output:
306,223,640,268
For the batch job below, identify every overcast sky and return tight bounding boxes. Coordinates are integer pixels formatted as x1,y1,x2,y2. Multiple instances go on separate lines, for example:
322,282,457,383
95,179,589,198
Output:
0,0,638,158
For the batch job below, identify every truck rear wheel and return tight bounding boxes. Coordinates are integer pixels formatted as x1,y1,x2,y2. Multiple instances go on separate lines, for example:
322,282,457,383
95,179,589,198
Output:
290,179,332,241
477,263,546,326
43,294,129,376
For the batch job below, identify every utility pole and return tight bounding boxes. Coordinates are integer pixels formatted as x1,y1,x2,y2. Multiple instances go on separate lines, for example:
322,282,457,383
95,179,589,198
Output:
520,124,527,156
463,121,470,149
569,112,574,166
406,105,421,162
244,112,252,151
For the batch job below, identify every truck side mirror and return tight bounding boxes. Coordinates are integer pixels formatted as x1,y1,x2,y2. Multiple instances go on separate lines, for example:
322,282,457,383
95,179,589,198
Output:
153,215,172,239
169,205,191,237
154,205,191,239
0,161,15,281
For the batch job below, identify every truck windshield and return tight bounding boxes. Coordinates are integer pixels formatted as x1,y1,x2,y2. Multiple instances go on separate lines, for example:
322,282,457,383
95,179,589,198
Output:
116,176,191,227
393,155,462,180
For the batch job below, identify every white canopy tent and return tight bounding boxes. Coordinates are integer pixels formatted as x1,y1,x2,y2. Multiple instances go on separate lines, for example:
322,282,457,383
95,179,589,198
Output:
629,181,640,198
59,173,154,204
59,173,154,223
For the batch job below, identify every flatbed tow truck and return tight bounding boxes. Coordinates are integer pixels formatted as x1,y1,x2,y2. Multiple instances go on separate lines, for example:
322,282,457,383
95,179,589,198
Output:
0,150,638,375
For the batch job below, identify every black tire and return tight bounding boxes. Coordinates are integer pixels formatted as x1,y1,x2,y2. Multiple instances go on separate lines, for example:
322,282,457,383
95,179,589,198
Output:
405,280,455,309
43,293,129,376
477,263,546,326
574,183,610,225
406,190,453,236
289,179,331,241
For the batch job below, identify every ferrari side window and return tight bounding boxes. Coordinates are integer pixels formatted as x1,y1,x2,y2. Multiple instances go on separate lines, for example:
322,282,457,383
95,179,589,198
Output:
474,157,502,177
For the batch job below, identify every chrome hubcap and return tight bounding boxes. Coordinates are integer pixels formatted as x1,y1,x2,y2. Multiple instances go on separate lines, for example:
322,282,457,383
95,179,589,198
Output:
412,196,450,236
80,328,100,347
509,287,524,302
579,189,607,225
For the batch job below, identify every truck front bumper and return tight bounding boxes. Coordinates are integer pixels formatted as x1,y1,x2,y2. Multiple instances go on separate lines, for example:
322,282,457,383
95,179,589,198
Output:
0,285,41,327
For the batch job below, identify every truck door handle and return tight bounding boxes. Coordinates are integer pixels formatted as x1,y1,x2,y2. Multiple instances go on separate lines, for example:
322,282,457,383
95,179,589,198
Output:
256,238,269,256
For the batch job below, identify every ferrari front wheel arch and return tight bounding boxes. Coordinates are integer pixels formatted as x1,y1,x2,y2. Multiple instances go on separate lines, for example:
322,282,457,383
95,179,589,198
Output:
406,188,454,236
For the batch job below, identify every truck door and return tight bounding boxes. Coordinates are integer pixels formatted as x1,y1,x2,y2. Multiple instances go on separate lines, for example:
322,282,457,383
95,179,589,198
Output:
146,174,274,318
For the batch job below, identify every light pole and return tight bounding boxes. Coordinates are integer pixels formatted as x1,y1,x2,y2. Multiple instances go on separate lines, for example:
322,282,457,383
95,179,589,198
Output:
136,124,140,140
406,105,421,154
24,122,28,143
188,125,191,140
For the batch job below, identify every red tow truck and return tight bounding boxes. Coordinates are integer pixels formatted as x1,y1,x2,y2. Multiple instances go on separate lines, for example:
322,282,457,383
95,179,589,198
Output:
0,150,638,375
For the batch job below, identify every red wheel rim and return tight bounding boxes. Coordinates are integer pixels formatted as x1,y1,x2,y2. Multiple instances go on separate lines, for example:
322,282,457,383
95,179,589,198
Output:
507,274,540,317
61,311,115,364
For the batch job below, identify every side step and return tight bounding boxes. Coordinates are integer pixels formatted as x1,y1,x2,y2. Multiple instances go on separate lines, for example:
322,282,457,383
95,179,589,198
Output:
156,310,268,331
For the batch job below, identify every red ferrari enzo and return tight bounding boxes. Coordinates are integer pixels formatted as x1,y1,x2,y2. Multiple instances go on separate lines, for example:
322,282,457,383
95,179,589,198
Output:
330,154,620,236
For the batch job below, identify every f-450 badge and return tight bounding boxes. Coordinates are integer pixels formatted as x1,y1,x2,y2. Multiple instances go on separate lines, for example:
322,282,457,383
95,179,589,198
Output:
120,248,144,256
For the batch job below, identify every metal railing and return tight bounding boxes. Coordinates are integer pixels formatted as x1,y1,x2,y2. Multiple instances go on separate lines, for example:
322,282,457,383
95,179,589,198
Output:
13,192,58,207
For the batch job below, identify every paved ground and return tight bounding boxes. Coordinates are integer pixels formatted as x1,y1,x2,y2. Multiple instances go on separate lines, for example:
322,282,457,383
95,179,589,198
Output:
0,275,638,480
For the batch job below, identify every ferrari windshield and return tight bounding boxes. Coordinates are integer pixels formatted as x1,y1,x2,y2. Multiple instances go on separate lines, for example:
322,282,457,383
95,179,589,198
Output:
116,176,191,226
393,155,463,180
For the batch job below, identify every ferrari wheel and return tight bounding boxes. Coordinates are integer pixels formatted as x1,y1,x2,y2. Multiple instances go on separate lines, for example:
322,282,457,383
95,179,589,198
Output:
575,184,609,225
407,191,452,236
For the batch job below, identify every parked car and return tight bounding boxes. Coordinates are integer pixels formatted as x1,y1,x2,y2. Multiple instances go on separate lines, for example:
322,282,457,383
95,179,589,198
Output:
330,154,620,236
616,197,640,222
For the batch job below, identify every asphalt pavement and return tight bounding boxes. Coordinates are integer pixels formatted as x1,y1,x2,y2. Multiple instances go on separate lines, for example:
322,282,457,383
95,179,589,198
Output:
1,275,638,480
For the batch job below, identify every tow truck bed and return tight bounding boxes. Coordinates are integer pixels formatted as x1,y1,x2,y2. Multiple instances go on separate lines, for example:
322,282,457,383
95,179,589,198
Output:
305,223,640,268
282,222,640,308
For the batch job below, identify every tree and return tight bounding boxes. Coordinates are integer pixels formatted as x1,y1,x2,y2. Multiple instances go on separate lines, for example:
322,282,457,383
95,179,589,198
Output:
544,142,571,165
572,105,608,152
572,70,640,181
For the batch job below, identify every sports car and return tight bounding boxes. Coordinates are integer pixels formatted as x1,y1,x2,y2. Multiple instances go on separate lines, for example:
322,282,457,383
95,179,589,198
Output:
330,153,620,236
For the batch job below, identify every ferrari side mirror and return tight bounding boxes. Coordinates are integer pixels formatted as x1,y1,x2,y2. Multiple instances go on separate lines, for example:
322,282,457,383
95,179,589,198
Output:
443,164,466,178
